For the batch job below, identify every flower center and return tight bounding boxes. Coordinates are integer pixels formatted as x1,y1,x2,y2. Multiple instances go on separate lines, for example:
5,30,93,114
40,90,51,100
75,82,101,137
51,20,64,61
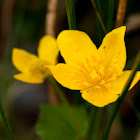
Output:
78,56,122,89
29,59,50,79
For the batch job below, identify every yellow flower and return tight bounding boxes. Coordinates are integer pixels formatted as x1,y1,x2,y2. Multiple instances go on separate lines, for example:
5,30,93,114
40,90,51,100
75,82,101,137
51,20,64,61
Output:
12,35,59,84
48,26,140,107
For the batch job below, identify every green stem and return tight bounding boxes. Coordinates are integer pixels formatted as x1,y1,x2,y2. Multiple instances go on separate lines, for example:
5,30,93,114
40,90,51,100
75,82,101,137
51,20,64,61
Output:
0,99,14,140
86,106,97,140
107,0,115,32
91,0,107,34
65,0,76,30
92,108,104,140
102,51,140,140
96,0,102,16
47,76,69,107
46,76,83,137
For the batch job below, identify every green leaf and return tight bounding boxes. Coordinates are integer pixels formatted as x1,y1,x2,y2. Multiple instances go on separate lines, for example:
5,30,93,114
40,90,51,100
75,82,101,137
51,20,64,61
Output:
36,105,88,140
65,0,76,30
107,0,115,32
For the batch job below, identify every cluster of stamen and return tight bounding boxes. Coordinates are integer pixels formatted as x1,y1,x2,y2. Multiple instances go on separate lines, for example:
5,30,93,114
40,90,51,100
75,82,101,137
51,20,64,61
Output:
79,56,121,89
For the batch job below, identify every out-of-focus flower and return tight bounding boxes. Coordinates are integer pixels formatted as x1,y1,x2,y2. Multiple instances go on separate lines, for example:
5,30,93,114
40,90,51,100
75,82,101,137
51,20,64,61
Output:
48,26,140,107
12,35,59,84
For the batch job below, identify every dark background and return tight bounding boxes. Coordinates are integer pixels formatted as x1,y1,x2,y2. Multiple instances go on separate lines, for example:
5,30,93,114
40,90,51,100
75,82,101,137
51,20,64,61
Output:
0,0,140,139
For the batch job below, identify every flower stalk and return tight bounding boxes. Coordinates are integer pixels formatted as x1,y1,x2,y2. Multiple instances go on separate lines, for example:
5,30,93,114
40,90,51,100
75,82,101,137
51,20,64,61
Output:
0,99,14,140
47,76,69,108
87,107,104,140
86,106,97,140
46,76,83,137
92,108,104,140
102,51,140,140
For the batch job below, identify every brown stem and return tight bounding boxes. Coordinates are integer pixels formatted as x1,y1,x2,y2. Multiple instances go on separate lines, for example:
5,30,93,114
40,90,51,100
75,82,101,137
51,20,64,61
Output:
115,0,127,28
45,0,58,37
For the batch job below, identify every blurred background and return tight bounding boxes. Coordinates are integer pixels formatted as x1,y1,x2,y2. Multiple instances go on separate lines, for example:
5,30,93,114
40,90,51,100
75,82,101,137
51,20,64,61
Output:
0,0,140,139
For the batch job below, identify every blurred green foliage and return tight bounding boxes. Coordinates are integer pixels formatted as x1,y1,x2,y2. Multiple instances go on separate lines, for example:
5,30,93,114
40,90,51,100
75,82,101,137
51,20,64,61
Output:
36,105,88,140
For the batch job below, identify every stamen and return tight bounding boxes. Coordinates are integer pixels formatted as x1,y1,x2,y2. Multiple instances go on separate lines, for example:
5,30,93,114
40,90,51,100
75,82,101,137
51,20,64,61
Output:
94,86,101,89
100,80,105,84
78,55,121,90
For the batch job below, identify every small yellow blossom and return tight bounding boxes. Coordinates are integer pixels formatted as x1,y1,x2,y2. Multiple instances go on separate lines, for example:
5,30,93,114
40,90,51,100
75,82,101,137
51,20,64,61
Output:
12,35,59,83
48,26,140,107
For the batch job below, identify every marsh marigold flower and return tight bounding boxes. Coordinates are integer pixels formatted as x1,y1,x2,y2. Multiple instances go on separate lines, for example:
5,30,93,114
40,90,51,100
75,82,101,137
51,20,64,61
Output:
48,26,140,107
12,35,59,83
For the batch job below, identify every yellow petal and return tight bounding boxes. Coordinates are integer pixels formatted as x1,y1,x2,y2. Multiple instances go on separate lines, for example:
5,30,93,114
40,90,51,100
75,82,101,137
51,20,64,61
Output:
38,35,59,65
109,70,140,94
14,73,44,84
12,48,38,73
57,30,97,64
81,87,119,107
98,26,126,71
48,64,92,90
